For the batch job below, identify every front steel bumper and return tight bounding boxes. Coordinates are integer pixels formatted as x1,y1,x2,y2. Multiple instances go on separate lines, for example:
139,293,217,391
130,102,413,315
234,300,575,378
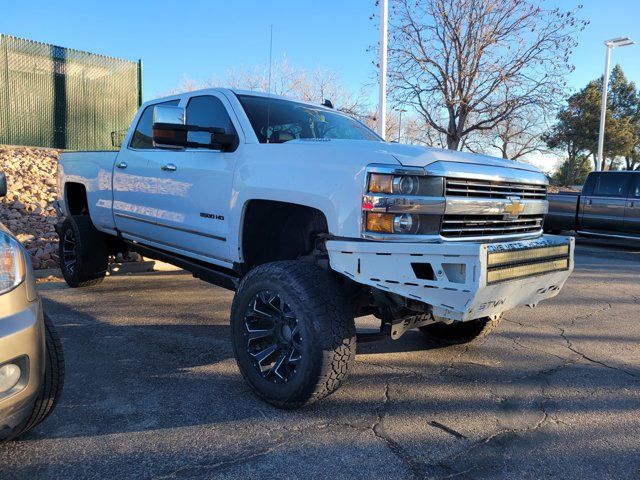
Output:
327,235,574,322
0,281,44,438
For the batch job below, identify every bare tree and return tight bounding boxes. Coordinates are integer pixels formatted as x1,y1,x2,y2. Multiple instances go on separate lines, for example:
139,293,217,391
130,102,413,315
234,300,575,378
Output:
384,0,587,150
164,75,203,95
166,56,369,116
463,105,549,160
397,115,447,147
491,113,548,160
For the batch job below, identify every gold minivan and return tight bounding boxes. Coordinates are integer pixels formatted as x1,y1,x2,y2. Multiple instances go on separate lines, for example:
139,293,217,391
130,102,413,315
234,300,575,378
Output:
0,171,64,442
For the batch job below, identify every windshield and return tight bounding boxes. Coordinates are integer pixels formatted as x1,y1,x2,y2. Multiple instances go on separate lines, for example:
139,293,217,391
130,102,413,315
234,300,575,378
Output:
237,94,381,144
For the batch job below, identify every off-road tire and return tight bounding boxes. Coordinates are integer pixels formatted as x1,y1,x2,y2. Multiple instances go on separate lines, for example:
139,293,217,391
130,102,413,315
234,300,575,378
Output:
419,315,502,345
231,261,356,409
3,313,65,442
59,215,108,288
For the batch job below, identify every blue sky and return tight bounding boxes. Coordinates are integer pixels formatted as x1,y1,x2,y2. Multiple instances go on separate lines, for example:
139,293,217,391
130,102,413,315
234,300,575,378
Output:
2,0,639,103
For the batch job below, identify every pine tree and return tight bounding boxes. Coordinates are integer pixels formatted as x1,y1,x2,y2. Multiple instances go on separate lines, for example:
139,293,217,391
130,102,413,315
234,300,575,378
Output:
544,65,636,177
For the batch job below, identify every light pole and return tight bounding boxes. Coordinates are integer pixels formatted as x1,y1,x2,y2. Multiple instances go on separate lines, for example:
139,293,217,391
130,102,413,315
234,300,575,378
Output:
397,108,407,143
378,0,388,140
597,37,634,171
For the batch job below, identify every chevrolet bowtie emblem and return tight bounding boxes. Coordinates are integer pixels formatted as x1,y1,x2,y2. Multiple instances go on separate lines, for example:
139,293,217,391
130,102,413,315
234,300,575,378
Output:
504,199,525,218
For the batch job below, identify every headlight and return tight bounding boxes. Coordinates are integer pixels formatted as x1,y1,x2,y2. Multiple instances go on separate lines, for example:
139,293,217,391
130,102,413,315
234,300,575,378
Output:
363,167,445,238
367,173,443,196
392,176,418,195
0,233,26,295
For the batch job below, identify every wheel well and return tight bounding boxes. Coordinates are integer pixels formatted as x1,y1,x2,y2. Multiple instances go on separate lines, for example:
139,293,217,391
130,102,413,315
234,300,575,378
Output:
241,200,329,272
65,183,89,215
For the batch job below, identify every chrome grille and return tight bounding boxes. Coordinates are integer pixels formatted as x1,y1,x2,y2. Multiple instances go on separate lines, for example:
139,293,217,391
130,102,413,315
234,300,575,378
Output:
441,214,544,238
445,178,547,200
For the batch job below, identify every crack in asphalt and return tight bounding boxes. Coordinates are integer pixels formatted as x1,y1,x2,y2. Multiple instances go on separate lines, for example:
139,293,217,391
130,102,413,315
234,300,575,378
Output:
505,302,637,379
507,334,569,362
434,395,551,479
557,326,638,379
503,317,545,331
509,357,576,383
436,343,477,376
153,434,292,479
370,382,445,479
568,300,612,327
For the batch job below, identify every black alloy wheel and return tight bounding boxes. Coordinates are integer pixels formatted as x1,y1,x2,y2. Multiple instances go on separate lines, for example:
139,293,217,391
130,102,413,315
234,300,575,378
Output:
61,227,78,276
58,215,108,288
244,290,302,383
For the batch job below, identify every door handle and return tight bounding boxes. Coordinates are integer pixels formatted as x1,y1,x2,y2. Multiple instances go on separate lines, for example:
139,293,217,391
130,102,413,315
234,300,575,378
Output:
629,200,636,208
161,163,177,172
115,161,128,169
586,198,592,205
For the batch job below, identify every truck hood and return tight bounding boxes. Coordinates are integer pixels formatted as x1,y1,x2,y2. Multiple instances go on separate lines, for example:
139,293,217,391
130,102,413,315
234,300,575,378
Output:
383,142,541,173
288,139,541,173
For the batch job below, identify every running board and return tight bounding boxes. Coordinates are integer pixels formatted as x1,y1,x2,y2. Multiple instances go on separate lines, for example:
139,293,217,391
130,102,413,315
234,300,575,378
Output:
124,240,239,291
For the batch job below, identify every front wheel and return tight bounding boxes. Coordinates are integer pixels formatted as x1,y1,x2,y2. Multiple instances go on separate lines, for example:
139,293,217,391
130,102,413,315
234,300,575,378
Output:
231,261,356,409
419,315,502,345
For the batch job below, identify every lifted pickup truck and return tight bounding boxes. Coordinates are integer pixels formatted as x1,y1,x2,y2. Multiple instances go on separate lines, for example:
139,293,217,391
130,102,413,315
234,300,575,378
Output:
545,171,640,240
57,89,574,408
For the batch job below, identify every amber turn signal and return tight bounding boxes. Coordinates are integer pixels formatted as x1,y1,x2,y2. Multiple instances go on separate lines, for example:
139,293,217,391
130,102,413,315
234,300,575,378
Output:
366,212,395,233
368,174,393,194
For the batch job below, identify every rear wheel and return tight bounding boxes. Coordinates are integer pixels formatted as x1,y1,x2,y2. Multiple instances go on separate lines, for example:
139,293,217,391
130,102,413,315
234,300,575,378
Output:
59,215,108,288
231,261,356,409
419,315,502,345
3,313,65,442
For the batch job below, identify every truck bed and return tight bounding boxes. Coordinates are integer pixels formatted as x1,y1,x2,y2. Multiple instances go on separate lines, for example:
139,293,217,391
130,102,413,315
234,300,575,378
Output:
58,150,119,233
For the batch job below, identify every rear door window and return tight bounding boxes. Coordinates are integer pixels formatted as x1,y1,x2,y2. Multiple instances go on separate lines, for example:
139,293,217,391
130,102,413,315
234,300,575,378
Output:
581,173,597,195
592,173,630,197
130,99,180,149
629,175,640,198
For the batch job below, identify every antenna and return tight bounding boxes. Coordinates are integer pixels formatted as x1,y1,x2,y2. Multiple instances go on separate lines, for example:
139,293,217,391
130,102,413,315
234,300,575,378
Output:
266,24,274,144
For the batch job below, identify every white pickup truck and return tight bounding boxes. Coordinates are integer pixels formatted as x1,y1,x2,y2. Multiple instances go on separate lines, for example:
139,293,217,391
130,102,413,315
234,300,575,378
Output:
56,88,574,408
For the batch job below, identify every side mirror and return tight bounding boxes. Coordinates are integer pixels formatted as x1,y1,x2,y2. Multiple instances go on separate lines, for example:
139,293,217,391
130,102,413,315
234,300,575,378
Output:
0,172,6,198
152,104,238,151
152,105,186,149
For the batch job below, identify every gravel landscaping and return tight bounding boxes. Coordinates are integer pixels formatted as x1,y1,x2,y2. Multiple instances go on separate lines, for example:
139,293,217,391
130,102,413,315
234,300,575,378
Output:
0,146,61,269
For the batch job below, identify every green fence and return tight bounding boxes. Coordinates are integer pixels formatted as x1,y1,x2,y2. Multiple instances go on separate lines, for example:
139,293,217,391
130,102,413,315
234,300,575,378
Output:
0,34,142,150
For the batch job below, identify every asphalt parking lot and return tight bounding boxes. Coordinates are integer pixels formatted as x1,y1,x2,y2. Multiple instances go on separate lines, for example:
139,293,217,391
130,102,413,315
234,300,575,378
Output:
2,238,639,480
